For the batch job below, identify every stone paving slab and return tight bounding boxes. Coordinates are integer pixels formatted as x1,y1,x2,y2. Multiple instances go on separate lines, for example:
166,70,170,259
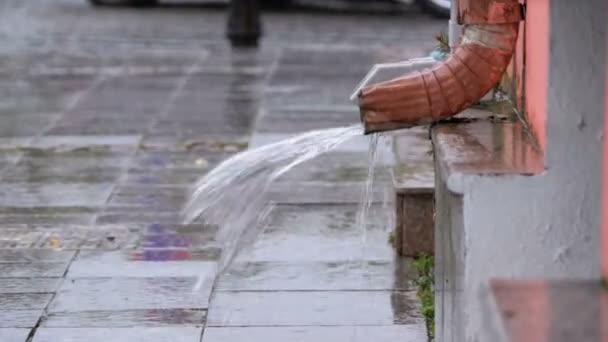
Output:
275,152,392,183
0,214,95,226
202,325,427,342
0,310,43,328
129,151,231,171
138,135,249,153
33,327,202,342
106,185,188,212
207,291,422,327
0,263,69,278
0,293,53,311
0,278,62,294
46,116,152,136
2,165,123,184
0,138,35,150
0,183,114,207
68,252,217,277
95,212,182,225
0,151,22,171
216,261,414,291
0,249,75,263
121,169,204,186
49,277,214,312
148,119,253,137
1,151,131,183
249,133,393,160
29,136,141,152
0,113,59,137
42,309,207,328
234,204,393,262
0,328,30,342
87,222,216,236
267,181,392,204
262,90,357,110
0,226,135,249
71,97,174,117
255,108,359,134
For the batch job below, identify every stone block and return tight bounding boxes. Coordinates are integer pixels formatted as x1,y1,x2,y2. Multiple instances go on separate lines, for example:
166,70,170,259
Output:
395,192,434,257
392,127,435,257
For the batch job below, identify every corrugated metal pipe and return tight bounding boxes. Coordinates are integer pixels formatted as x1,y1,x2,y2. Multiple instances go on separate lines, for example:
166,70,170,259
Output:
359,0,523,134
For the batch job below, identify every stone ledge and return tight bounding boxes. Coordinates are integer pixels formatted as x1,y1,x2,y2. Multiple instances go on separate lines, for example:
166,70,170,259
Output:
392,127,434,257
431,106,546,342
432,108,544,195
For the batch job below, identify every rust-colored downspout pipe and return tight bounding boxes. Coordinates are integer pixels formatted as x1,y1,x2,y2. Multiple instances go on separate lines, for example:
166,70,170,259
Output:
359,0,523,134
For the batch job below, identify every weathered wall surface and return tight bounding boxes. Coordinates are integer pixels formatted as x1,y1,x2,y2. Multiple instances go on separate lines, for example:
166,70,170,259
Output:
435,0,606,340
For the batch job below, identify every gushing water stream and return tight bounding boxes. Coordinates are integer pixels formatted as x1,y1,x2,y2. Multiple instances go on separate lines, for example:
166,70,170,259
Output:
182,124,365,271
356,133,380,244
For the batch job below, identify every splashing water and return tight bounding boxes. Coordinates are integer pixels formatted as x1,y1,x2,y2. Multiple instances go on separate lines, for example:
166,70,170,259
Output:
356,133,380,243
182,124,362,271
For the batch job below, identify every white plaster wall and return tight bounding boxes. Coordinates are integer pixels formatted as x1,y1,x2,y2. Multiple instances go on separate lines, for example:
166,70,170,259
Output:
456,0,606,340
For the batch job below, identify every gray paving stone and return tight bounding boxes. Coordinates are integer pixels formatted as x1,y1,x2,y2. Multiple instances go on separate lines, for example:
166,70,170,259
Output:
68,251,217,277
47,117,152,136
91,222,217,236
0,152,22,170
0,227,136,249
29,136,141,151
42,309,207,328
33,327,202,342
275,152,392,183
95,212,181,225
202,325,427,342
255,108,359,134
122,170,203,186
234,205,393,262
139,135,249,153
0,328,30,342
208,291,422,327
267,181,391,204
249,133,389,156
106,186,187,212
49,277,214,313
130,151,231,171
0,184,114,207
0,250,75,263
0,263,69,278
0,214,95,225
0,138,34,150
0,278,62,294
0,114,59,137
0,207,98,215
0,310,42,328
216,260,414,291
2,152,129,183
0,293,53,310
262,91,354,110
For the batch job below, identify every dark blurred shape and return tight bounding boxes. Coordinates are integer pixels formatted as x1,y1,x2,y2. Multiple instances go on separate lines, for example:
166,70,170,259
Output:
415,0,450,18
88,0,157,7
227,0,262,48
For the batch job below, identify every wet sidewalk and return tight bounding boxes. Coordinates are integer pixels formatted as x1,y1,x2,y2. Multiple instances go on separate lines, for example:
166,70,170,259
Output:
0,3,441,341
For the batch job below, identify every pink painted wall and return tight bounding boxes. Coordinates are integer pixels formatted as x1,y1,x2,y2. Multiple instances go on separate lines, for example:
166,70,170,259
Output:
523,0,550,151
603,40,608,277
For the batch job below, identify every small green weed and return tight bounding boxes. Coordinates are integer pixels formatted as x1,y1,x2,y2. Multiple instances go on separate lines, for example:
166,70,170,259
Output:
388,231,396,247
413,254,435,341
435,32,450,54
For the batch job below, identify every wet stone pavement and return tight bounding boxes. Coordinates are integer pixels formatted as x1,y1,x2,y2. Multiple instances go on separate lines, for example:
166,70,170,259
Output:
0,1,443,341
